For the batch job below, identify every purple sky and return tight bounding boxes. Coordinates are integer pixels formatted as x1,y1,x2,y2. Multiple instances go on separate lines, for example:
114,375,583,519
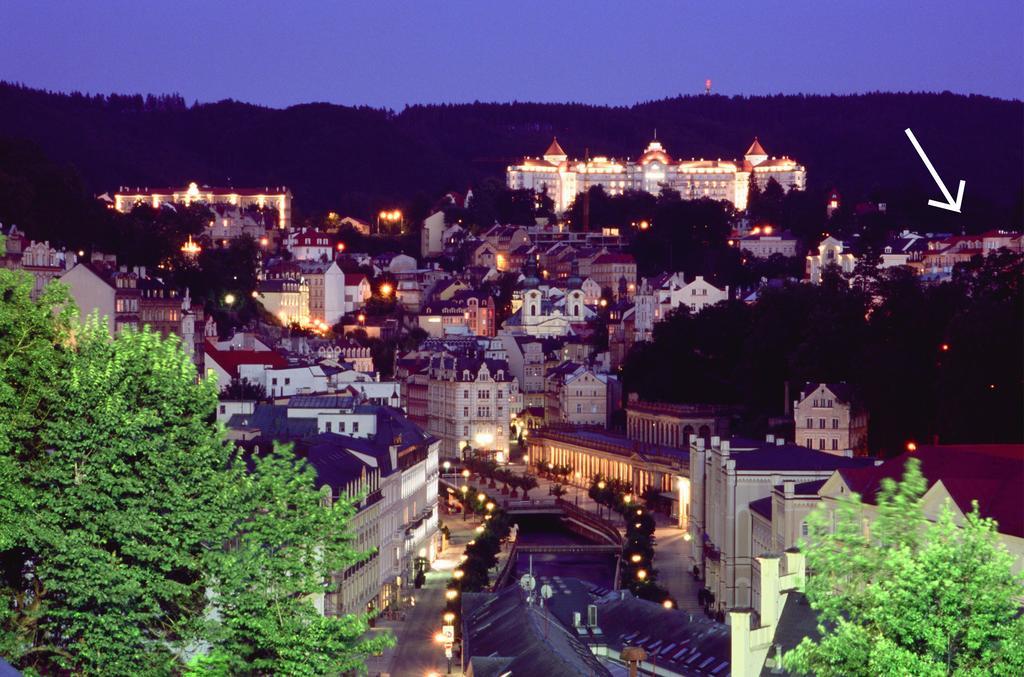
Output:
1,1,1022,109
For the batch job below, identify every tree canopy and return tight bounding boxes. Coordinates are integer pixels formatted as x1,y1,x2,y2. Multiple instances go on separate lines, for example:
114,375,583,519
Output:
0,269,390,675
788,458,1024,676
622,251,1023,454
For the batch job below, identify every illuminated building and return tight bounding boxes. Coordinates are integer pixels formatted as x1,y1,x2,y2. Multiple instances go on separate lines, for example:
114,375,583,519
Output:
507,137,806,212
113,182,293,229
424,354,517,458
688,435,874,611
735,226,800,258
633,273,729,342
806,236,856,283
256,277,311,327
792,382,868,455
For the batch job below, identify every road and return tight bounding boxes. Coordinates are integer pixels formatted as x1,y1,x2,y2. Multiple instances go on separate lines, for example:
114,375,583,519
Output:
368,512,481,676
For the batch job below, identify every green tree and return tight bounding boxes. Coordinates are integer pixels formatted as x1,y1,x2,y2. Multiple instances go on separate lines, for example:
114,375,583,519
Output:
0,273,392,675
201,444,393,675
787,458,1024,676
3,310,233,674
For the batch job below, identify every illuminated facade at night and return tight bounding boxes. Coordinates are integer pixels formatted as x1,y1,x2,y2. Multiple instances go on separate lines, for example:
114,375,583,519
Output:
507,137,806,212
113,182,293,229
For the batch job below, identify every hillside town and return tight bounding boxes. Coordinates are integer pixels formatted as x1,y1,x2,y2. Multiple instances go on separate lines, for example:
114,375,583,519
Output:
2,134,1021,674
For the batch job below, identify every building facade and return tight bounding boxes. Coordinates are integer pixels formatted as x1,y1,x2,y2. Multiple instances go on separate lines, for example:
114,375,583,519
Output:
508,137,806,213
793,382,869,455
687,435,873,611
114,182,293,229
625,398,734,448
425,355,518,459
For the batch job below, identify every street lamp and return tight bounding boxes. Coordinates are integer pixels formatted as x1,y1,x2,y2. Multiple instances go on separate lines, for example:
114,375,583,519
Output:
442,461,451,472
445,589,458,601
380,282,393,298
223,293,236,306
460,485,469,521
453,569,464,580
637,569,648,581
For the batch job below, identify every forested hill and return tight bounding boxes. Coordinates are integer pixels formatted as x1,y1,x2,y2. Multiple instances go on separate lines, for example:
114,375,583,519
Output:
0,81,1021,224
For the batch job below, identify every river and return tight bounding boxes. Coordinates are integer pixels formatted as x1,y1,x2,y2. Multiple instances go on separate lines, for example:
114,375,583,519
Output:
506,514,618,590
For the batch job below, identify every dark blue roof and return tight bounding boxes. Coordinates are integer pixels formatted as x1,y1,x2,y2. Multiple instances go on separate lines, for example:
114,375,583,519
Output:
227,404,318,441
729,442,875,472
750,496,773,519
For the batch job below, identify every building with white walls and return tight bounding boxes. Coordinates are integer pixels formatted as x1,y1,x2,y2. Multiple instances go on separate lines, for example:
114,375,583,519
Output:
114,182,293,229
633,273,730,342
687,435,874,611
508,137,806,213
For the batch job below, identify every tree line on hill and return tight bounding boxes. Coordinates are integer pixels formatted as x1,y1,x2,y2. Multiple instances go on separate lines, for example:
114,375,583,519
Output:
1,81,1021,228
622,249,1024,455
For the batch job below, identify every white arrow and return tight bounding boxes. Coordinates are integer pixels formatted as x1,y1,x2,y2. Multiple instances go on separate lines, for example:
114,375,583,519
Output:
904,128,965,213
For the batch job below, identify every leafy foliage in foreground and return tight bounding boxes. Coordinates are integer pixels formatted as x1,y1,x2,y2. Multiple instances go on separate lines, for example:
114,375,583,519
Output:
788,458,1024,676
0,269,391,675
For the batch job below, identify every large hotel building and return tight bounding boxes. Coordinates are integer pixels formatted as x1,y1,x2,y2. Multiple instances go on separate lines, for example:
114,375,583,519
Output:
507,136,806,212
113,182,293,229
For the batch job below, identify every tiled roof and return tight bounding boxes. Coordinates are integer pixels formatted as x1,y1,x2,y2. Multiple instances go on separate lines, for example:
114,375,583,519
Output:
799,382,855,404
226,404,318,440
728,442,875,472
289,394,357,410
544,137,567,157
746,137,767,156
592,252,636,265
838,444,1024,537
750,496,773,519
462,584,610,677
205,342,287,378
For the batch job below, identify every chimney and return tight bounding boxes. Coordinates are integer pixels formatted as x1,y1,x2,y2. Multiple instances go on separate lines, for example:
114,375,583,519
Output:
783,381,791,416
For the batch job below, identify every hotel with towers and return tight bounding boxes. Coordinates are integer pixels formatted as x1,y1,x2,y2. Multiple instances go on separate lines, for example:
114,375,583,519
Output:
507,136,806,212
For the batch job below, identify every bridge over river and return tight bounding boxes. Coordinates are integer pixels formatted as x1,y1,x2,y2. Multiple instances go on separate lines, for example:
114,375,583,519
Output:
441,475,626,591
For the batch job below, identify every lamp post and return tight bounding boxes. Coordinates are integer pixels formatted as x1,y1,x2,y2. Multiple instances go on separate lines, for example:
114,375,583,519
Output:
442,612,456,674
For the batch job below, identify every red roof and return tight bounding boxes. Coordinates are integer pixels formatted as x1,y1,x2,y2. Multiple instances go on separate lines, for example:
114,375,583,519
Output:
344,273,368,286
205,341,287,378
745,137,767,156
294,229,330,246
544,137,567,157
592,253,636,265
839,444,1024,537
